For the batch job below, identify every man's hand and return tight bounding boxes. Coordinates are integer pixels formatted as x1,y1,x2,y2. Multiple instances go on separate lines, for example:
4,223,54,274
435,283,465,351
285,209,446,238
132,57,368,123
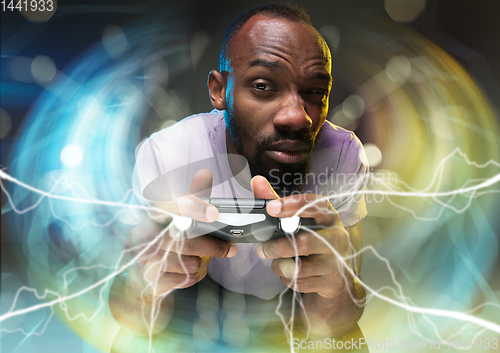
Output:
131,169,238,295
251,176,365,337
252,176,350,299
109,169,237,335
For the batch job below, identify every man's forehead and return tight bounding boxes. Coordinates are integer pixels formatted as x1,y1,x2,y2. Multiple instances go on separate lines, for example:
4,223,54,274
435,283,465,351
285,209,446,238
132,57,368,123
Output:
229,14,331,70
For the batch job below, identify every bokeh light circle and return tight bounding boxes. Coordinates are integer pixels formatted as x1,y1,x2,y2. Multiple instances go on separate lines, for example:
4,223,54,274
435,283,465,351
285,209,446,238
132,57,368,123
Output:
60,144,83,167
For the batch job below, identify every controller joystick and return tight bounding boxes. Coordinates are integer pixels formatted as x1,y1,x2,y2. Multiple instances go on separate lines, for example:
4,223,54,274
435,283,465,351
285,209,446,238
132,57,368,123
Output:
279,216,301,234
173,216,193,231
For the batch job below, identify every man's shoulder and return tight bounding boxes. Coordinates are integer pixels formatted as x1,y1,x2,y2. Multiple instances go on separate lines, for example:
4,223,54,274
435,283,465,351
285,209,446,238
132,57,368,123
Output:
317,121,360,149
310,121,365,176
134,109,225,161
133,110,226,196
150,109,223,142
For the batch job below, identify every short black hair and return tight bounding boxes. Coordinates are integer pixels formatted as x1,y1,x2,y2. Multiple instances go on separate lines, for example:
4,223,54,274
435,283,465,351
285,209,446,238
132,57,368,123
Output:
219,3,312,71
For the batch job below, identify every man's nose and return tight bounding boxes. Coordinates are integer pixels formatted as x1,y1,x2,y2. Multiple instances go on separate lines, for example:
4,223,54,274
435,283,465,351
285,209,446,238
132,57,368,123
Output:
272,93,312,131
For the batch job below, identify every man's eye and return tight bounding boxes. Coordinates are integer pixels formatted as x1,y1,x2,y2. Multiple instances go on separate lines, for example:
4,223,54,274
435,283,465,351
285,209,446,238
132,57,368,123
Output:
306,89,327,96
252,82,273,91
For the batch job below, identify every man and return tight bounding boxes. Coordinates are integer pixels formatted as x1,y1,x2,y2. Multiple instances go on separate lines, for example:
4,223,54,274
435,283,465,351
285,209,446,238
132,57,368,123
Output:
110,3,368,351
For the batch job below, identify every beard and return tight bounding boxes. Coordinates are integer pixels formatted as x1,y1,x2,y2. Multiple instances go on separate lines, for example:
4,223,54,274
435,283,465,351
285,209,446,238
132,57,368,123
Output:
225,111,321,197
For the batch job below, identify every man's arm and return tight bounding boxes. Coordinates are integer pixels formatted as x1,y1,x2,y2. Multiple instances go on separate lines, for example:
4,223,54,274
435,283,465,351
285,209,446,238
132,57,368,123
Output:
299,223,365,338
109,170,237,335
252,176,366,338
109,270,175,335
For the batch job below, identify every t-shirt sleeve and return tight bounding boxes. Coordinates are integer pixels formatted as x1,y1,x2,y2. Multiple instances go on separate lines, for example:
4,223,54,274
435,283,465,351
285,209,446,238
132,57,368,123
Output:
129,117,217,219
330,133,369,227
129,138,163,220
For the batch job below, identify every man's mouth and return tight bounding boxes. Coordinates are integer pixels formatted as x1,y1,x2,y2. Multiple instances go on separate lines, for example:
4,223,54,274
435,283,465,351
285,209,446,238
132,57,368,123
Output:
265,140,311,164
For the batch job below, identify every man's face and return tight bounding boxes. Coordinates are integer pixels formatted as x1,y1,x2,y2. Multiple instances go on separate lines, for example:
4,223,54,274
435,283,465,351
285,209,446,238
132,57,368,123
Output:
223,15,332,195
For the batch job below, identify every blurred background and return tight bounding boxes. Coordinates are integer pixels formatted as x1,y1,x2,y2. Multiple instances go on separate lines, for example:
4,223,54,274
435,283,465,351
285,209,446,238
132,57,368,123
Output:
1,0,500,352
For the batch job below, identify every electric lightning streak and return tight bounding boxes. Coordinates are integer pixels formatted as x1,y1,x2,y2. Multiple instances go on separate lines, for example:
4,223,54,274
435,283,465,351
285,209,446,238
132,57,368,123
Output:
312,235,500,350
1,152,500,353
271,194,500,352
366,148,500,221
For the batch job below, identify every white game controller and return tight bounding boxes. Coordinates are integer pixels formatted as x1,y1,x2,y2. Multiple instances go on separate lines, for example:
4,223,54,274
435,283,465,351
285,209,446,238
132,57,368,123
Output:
173,198,321,243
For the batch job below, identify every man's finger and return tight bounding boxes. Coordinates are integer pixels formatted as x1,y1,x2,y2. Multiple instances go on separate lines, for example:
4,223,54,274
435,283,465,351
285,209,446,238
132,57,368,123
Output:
188,169,214,197
144,252,211,274
143,268,208,294
272,254,338,278
279,275,343,298
266,194,339,227
159,234,238,258
257,227,348,259
257,232,322,259
148,193,218,223
251,175,279,200
158,268,209,290
140,169,218,224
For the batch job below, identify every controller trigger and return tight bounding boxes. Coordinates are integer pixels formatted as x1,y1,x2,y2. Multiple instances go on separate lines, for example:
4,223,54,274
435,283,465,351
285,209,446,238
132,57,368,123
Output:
279,216,301,234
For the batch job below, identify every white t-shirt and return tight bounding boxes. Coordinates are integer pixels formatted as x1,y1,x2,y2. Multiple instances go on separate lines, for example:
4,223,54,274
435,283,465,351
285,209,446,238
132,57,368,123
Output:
132,109,368,299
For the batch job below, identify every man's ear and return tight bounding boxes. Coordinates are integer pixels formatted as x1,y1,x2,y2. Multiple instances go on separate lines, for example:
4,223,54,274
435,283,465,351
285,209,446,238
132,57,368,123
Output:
207,70,227,110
